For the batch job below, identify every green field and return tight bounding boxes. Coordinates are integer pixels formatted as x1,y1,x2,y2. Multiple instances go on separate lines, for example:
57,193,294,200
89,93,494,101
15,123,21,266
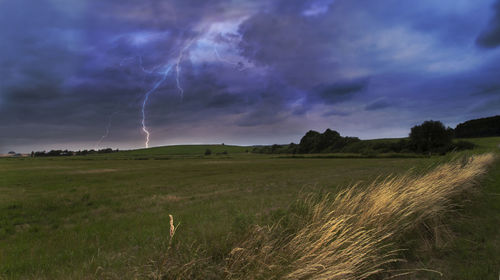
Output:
1,138,499,279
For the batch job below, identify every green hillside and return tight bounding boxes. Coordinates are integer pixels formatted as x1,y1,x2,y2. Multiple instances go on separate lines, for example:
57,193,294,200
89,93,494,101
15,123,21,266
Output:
91,144,251,159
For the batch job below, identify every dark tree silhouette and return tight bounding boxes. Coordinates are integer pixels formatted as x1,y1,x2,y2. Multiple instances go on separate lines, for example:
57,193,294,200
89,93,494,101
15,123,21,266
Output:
298,129,360,153
409,120,453,154
455,115,500,138
298,130,322,153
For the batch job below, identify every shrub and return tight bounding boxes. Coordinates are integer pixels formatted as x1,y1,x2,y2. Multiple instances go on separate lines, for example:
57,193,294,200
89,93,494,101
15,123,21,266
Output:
298,130,322,153
409,120,453,154
298,129,360,153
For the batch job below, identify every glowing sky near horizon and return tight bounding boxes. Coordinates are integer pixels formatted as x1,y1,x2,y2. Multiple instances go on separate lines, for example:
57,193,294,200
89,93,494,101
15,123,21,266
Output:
1,0,500,153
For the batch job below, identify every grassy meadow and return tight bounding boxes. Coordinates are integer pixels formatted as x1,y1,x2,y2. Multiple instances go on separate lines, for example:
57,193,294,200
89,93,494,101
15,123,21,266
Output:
0,138,499,279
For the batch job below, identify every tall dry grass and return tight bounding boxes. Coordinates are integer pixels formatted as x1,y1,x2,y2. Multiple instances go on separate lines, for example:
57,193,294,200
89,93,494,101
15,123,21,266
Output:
224,153,496,279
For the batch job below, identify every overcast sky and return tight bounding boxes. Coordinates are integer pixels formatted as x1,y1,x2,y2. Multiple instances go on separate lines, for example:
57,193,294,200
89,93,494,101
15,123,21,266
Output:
1,0,500,153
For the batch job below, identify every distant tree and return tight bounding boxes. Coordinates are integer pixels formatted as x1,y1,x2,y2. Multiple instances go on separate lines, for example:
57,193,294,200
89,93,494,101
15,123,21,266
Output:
97,148,113,154
409,120,453,154
204,148,212,155
287,143,298,154
271,144,281,153
47,150,62,157
34,151,47,157
298,129,360,153
318,129,342,151
391,139,411,153
30,148,118,157
298,130,322,153
331,136,360,152
455,115,500,138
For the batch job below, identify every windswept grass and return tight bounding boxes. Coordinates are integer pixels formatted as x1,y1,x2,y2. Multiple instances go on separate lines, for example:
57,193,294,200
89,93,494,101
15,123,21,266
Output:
1,155,435,279
1,138,497,279
221,153,496,279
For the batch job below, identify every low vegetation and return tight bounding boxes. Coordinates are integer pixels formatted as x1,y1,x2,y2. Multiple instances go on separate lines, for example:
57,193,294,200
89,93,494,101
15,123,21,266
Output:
151,153,495,279
455,115,500,138
32,148,119,157
0,137,498,279
253,120,475,156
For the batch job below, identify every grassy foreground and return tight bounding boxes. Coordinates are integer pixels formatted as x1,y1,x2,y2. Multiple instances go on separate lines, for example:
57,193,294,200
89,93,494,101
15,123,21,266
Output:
0,137,499,279
222,153,496,279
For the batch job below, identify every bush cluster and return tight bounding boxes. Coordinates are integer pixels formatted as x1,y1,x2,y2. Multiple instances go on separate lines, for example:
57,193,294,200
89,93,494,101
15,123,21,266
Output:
32,148,118,157
252,120,476,155
454,115,500,138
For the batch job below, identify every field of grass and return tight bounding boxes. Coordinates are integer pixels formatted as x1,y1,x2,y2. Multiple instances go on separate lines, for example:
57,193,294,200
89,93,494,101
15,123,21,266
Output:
0,137,498,279
223,153,495,279
111,144,251,158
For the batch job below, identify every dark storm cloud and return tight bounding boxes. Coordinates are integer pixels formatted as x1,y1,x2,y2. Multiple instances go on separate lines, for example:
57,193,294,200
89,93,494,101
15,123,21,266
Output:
205,93,244,108
235,84,294,127
2,0,500,152
365,100,392,111
237,8,341,89
472,83,500,95
477,0,500,48
310,79,369,105
346,0,489,46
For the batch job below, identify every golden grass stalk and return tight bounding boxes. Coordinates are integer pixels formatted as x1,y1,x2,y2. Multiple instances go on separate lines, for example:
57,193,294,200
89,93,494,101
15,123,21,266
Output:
169,214,176,239
225,153,496,279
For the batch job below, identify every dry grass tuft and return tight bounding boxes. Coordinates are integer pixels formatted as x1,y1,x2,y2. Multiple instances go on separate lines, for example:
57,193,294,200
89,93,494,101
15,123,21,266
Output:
142,214,222,280
224,153,496,279
169,214,176,239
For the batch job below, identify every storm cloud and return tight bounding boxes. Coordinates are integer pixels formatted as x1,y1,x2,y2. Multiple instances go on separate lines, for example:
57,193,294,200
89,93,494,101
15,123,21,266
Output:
1,0,499,152
477,0,500,48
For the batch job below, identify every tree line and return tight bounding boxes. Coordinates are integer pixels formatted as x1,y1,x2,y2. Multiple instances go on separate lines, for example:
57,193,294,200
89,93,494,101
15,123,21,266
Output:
454,115,500,138
253,120,477,155
32,148,118,157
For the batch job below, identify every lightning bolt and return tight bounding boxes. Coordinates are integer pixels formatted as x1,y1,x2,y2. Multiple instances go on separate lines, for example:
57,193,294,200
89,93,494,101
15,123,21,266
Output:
118,39,197,149
96,111,118,149
139,55,165,75
135,35,244,148
141,64,173,148
175,39,196,100
213,46,248,71
138,38,195,148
